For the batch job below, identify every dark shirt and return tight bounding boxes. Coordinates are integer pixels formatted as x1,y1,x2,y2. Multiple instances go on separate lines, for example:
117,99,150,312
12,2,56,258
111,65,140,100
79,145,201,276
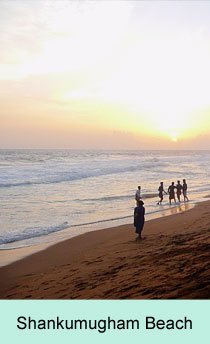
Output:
158,185,164,196
183,183,187,191
134,206,145,227
176,184,183,194
168,185,176,197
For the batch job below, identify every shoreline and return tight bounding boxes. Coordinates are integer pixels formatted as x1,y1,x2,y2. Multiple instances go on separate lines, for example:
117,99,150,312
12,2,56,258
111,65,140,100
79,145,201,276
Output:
0,200,209,299
0,201,195,267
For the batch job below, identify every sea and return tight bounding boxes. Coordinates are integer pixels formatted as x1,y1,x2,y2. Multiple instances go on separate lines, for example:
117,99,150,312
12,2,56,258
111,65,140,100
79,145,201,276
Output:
0,149,210,254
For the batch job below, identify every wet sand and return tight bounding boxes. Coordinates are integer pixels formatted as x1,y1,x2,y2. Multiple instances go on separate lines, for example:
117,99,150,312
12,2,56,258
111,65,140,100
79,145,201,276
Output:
0,201,209,299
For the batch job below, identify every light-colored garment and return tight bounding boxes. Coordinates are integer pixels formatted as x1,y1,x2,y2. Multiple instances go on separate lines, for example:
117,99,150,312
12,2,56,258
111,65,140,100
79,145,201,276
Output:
135,189,141,200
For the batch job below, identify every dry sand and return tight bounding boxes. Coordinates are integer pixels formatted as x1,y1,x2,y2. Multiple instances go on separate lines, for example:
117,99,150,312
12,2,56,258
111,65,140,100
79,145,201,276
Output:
0,201,209,299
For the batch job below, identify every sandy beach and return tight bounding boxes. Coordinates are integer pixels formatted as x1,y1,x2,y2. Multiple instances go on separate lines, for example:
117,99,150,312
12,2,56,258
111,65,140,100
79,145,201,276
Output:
0,200,209,299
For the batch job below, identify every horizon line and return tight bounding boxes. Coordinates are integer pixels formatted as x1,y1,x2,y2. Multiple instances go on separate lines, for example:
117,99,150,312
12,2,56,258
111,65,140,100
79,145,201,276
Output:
1,148,210,152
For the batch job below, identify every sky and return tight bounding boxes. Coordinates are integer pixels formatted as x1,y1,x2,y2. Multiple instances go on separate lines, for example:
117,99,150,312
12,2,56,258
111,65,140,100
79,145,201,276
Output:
1,0,210,149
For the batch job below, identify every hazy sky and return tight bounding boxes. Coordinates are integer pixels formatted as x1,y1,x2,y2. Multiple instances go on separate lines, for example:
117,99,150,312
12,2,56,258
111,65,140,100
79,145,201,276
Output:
1,0,210,149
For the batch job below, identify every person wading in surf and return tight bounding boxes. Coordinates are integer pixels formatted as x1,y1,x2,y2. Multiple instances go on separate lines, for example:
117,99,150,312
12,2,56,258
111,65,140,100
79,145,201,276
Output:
176,180,183,203
157,181,167,205
135,186,142,204
182,179,189,202
168,182,176,205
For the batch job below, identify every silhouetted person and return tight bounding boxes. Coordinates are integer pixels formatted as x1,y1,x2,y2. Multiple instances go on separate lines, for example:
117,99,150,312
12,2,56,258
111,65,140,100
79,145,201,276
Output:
135,185,141,204
168,182,176,205
134,200,145,240
157,181,167,205
176,180,183,203
183,179,189,202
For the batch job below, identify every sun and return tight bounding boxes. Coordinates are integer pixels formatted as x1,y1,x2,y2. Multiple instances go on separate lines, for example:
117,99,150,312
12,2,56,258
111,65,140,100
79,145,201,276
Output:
170,131,179,142
145,110,185,142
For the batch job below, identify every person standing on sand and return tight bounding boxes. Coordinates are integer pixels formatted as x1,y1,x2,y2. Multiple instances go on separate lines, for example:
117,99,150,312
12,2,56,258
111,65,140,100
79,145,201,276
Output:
135,186,142,203
176,180,183,203
157,181,167,205
183,179,189,202
134,200,145,240
168,182,176,205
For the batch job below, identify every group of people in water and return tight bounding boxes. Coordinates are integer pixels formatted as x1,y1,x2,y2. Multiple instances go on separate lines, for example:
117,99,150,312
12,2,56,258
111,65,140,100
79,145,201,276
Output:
158,179,189,205
134,179,189,240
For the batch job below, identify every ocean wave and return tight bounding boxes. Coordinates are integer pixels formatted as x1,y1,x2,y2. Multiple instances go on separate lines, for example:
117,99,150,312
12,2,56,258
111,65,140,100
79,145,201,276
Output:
0,202,197,248
143,193,158,199
78,193,158,203
0,181,33,188
0,222,69,245
192,185,210,192
0,161,164,188
70,203,193,227
70,215,133,228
